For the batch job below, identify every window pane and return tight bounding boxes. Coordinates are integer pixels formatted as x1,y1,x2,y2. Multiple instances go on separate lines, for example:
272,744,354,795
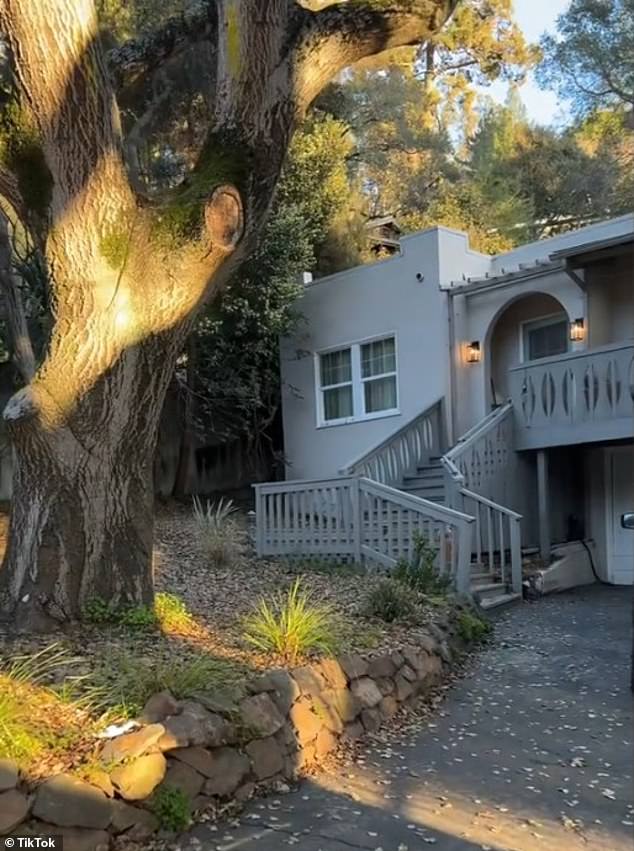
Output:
320,348,351,386
324,385,353,420
364,376,397,413
361,337,396,378
528,321,568,360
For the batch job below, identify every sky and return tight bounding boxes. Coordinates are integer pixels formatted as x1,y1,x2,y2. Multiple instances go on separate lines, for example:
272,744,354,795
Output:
484,0,572,126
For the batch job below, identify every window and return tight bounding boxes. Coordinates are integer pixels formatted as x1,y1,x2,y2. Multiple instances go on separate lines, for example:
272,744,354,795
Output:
522,315,568,362
317,335,398,425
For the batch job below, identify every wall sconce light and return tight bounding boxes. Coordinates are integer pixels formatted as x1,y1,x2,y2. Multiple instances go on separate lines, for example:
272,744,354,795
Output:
570,318,585,342
466,341,481,364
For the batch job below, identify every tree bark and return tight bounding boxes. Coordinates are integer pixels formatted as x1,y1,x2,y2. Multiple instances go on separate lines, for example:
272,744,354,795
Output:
0,0,459,630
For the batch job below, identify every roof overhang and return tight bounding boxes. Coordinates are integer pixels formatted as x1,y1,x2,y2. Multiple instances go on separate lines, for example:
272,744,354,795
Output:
550,232,634,267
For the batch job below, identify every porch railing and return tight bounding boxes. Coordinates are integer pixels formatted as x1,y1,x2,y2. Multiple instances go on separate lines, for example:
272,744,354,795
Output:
340,398,446,487
509,341,634,449
441,401,515,506
440,402,522,593
253,474,475,593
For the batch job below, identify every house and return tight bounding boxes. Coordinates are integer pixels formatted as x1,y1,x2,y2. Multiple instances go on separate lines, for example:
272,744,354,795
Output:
254,213,634,605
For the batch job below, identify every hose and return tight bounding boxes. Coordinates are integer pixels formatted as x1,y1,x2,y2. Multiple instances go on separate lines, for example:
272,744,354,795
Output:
581,538,609,585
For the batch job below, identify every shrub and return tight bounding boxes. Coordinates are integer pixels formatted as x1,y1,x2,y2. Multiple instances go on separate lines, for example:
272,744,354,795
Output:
192,496,241,565
151,785,191,831
0,644,98,768
362,578,417,623
94,651,246,719
83,593,194,634
457,611,491,643
243,578,339,663
154,592,195,633
393,533,452,596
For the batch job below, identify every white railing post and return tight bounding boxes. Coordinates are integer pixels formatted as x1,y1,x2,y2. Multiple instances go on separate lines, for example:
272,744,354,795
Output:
351,476,362,564
456,520,472,595
253,484,264,556
509,517,522,593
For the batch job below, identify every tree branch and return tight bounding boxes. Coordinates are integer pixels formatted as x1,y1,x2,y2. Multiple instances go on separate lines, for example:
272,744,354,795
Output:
294,0,460,109
0,212,36,383
108,1,218,91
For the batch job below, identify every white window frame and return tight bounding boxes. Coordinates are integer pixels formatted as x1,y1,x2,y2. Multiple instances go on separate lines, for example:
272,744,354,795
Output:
519,313,569,363
315,333,400,427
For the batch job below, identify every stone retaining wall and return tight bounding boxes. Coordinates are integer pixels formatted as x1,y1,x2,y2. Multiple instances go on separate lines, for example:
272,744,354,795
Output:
1,611,472,850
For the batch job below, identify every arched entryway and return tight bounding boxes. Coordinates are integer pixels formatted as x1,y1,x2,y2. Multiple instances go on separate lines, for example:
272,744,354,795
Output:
485,292,570,408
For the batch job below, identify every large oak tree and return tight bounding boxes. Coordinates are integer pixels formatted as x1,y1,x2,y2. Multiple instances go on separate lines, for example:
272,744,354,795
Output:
0,0,459,630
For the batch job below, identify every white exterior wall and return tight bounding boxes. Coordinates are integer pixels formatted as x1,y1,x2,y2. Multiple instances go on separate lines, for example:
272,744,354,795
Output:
280,228,488,480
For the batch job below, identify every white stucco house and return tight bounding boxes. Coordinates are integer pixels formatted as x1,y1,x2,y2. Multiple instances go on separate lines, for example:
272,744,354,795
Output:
254,214,634,606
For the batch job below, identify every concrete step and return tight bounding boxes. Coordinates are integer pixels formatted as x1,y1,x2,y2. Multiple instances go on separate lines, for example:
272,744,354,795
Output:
479,591,522,611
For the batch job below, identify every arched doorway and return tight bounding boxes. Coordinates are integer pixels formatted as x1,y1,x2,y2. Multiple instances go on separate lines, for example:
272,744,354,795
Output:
485,292,570,408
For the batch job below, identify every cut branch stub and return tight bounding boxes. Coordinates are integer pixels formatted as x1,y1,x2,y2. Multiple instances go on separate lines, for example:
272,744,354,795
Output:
204,185,244,252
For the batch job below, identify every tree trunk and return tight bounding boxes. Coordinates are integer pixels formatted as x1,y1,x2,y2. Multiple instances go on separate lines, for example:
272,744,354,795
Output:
0,334,182,631
173,336,198,499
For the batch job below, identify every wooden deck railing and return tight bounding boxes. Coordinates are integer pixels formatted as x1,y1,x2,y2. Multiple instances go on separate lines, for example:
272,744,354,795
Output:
253,475,475,593
441,403,522,593
509,342,634,449
340,399,446,487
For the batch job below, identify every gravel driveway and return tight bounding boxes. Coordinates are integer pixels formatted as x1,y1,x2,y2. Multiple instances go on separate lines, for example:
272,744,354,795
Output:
181,586,633,851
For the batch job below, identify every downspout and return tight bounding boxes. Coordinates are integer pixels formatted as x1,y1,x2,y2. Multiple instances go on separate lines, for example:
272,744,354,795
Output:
446,288,457,446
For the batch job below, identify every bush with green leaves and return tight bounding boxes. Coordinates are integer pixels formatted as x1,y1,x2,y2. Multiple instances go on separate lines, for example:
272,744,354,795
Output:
151,785,191,831
457,610,492,643
362,578,418,624
93,650,246,719
192,495,242,565
393,533,452,596
243,578,339,663
83,592,194,633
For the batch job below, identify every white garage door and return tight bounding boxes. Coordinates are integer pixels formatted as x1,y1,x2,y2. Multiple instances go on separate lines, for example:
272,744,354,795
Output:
608,446,634,585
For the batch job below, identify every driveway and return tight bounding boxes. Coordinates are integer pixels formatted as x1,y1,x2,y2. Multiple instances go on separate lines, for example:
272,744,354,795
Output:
183,586,633,851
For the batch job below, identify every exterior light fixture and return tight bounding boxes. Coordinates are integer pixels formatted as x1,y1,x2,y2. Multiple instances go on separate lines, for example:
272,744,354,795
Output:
570,317,585,342
466,341,481,363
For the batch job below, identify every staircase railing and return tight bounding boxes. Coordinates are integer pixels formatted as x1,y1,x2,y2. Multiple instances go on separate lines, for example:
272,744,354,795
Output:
459,488,522,593
440,402,522,594
441,401,515,507
253,474,475,593
340,398,446,488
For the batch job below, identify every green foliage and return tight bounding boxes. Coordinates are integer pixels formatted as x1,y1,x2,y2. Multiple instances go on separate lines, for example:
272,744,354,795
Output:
457,610,492,643
150,785,191,832
243,578,340,663
93,650,246,719
83,592,194,632
538,0,634,115
192,496,241,565
0,645,98,768
362,578,417,623
99,222,131,270
154,592,195,633
393,533,452,597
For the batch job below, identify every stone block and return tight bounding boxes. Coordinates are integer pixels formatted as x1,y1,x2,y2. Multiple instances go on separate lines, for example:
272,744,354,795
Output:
291,666,326,697
0,789,29,835
394,673,414,702
245,737,284,781
159,759,204,799
200,747,250,797
313,659,347,690
400,664,418,683
350,677,382,708
110,800,158,837
360,708,381,732
29,823,110,851
367,654,396,679
32,775,111,829
248,670,300,715
379,696,398,719
110,753,166,801
338,654,368,681
100,724,165,763
289,699,323,746
139,691,180,723
0,760,18,792
342,721,364,742
321,688,361,723
375,677,395,696
314,727,337,759
158,701,235,750
239,693,285,738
